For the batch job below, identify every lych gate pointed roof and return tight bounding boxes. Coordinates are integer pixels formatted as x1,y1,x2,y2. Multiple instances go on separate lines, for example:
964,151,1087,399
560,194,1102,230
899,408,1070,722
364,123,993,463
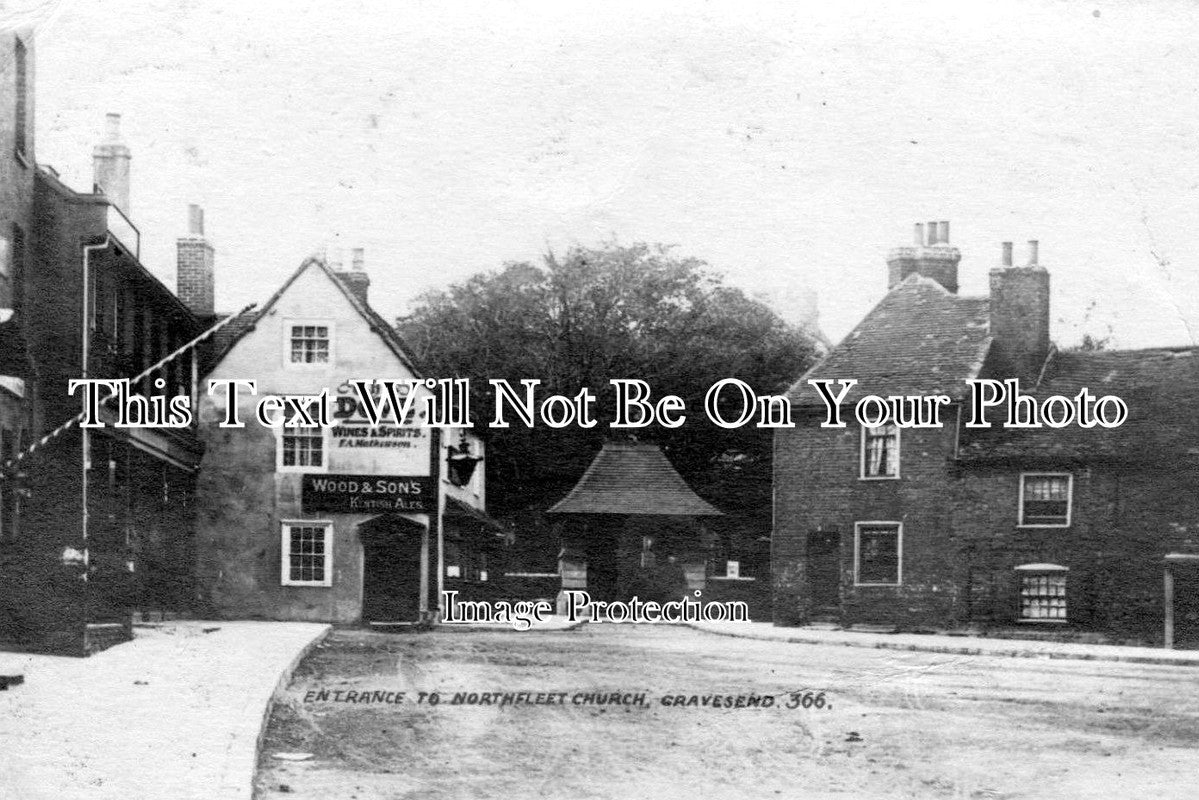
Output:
547,441,722,516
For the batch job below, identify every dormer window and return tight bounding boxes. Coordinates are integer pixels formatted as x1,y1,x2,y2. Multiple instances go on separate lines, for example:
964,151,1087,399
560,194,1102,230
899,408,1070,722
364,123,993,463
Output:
861,422,899,479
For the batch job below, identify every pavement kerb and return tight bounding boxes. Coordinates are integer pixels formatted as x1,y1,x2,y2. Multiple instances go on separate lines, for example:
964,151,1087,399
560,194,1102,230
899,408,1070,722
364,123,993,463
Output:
435,618,589,633
243,624,332,797
684,623,1199,668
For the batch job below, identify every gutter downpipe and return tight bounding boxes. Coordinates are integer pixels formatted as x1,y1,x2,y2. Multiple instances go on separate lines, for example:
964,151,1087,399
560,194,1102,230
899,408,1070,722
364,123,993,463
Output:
80,236,109,594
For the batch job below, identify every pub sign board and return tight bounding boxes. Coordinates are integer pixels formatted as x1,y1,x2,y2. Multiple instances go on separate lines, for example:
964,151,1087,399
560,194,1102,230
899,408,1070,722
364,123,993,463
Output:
302,473,433,514
328,379,433,475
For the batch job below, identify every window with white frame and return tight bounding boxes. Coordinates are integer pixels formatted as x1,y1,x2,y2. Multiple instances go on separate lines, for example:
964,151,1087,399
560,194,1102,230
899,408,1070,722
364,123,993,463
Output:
281,522,333,586
1016,564,1067,621
287,322,331,365
1019,473,1072,526
854,522,902,585
275,397,328,471
278,425,326,470
861,422,899,479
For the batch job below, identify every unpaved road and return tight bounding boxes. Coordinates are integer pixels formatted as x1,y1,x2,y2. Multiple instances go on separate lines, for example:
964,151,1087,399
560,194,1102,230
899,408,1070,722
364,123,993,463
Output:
255,625,1199,799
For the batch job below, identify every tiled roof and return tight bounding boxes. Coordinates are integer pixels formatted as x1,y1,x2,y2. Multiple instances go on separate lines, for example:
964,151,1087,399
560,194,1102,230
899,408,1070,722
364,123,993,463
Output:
547,441,722,516
959,347,1199,462
787,275,991,406
208,312,253,363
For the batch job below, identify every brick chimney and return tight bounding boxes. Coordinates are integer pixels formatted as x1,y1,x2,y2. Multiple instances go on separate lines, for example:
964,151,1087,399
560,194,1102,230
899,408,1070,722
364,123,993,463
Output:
176,205,215,318
337,247,371,305
93,113,131,216
886,220,961,293
989,240,1050,382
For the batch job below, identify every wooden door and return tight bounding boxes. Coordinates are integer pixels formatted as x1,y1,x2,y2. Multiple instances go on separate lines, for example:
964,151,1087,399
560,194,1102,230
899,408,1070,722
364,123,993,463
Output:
807,530,841,612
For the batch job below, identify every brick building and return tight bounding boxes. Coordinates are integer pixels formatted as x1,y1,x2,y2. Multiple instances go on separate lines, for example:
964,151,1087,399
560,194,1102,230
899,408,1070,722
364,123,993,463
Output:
0,25,36,547
0,26,211,654
773,221,1199,647
193,253,505,625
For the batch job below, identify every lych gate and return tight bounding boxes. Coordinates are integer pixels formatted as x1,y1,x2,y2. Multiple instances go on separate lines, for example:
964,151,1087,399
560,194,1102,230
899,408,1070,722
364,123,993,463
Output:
546,441,721,607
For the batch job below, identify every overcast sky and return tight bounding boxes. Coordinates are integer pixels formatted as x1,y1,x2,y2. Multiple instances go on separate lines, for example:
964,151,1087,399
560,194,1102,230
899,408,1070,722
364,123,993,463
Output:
19,0,1199,348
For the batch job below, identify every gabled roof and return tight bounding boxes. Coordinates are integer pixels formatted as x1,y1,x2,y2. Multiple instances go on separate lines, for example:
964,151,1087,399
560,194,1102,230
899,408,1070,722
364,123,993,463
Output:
959,347,1199,462
208,257,421,374
547,441,722,516
787,274,991,406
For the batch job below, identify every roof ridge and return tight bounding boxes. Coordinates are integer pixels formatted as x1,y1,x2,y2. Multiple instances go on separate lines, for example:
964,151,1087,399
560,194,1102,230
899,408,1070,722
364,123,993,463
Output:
208,257,422,374
547,441,721,516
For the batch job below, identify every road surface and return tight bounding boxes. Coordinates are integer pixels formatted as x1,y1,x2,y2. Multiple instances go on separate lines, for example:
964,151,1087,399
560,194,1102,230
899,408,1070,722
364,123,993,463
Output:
255,625,1199,799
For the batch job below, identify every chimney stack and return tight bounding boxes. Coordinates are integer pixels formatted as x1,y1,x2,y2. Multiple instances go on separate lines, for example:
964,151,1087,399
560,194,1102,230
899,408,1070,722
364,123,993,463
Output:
886,219,961,292
337,247,371,305
990,238,1050,382
93,113,132,216
176,204,215,318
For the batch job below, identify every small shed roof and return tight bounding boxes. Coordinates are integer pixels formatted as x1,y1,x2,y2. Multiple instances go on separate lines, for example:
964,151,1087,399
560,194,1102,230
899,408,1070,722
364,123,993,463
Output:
547,441,722,516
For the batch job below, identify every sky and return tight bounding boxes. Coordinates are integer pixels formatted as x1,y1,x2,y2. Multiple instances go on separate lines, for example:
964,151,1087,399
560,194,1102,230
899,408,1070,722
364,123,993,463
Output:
12,0,1199,348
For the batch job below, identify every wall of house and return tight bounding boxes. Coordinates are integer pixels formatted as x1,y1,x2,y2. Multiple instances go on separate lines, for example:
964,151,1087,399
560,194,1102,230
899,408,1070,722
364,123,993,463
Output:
29,174,100,427
775,401,1199,642
0,429,87,655
772,409,966,628
195,263,485,623
0,29,35,313
956,462,1199,643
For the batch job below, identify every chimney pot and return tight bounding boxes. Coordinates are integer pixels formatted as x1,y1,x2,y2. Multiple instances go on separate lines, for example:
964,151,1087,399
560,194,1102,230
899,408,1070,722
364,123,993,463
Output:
188,204,204,236
887,222,961,293
1028,240,1039,266
938,221,949,244
351,247,365,271
1002,241,1013,267
105,113,122,142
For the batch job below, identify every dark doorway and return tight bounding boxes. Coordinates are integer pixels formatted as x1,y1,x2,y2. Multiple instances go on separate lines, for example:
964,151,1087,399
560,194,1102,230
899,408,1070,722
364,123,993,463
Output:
1173,566,1199,648
359,515,425,623
584,527,621,603
807,530,841,615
